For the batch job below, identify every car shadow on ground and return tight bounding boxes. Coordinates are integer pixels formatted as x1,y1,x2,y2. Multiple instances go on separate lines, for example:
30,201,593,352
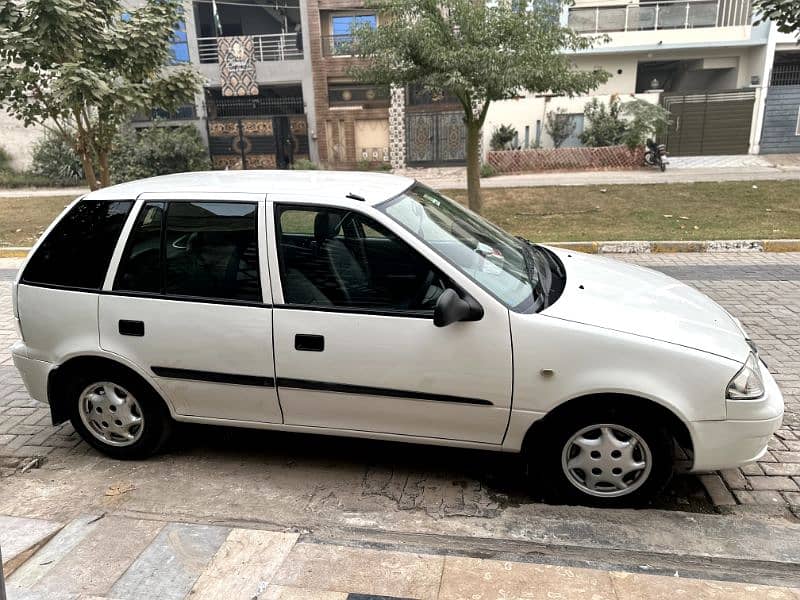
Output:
165,421,715,515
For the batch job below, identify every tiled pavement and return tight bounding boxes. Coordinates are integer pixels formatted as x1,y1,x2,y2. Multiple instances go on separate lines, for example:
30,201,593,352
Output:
3,513,800,599
1,253,799,509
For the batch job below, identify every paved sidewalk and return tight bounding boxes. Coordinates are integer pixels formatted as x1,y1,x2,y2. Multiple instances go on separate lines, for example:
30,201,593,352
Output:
3,512,800,599
400,165,800,190
0,187,87,199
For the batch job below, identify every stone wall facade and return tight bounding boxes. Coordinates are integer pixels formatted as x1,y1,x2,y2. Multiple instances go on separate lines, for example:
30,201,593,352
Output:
388,85,406,170
487,145,642,174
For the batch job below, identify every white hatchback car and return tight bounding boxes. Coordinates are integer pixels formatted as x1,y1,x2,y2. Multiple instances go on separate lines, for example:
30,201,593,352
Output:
11,171,783,506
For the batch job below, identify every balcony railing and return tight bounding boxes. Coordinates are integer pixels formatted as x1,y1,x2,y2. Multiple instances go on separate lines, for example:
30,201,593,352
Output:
568,0,750,34
771,64,800,86
197,33,302,64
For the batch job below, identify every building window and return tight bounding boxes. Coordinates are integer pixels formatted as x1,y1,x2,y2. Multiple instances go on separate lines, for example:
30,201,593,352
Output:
132,104,197,123
328,14,376,56
328,84,389,108
171,18,190,64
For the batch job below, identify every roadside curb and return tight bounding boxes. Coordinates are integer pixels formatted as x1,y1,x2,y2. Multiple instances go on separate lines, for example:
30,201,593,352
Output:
2,239,800,258
547,239,800,254
0,248,30,258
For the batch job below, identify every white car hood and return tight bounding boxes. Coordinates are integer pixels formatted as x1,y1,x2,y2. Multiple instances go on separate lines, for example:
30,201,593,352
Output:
540,247,750,362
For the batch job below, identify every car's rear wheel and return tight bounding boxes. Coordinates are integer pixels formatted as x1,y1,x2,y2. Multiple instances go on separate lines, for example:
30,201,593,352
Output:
67,367,172,459
539,409,674,507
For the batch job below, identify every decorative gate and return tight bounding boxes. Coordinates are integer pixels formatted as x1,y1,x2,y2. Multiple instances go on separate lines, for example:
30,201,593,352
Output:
406,111,466,166
662,90,755,156
207,115,309,170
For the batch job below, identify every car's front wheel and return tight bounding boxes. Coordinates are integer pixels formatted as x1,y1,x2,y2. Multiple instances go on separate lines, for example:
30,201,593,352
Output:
541,409,674,507
67,367,172,459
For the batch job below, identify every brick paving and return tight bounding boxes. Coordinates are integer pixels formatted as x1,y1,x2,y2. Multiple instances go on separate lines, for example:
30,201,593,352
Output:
1,253,799,510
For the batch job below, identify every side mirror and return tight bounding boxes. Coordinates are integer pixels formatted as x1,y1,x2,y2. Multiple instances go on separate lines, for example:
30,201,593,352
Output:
434,289,484,327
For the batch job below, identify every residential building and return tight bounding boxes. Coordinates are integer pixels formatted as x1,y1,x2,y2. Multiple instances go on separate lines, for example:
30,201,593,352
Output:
484,0,795,158
303,2,391,168
131,0,318,169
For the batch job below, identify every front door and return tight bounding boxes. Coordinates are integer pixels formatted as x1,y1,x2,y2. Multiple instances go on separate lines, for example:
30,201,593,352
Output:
266,198,512,444
207,116,310,169
99,194,281,423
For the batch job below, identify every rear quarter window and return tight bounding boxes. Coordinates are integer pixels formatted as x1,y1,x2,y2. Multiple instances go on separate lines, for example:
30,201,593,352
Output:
22,200,133,290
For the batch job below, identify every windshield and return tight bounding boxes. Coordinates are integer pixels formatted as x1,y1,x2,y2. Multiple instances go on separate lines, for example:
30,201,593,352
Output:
379,185,537,311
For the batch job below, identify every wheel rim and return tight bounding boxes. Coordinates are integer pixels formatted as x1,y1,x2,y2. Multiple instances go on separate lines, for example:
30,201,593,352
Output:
79,382,144,447
560,423,652,498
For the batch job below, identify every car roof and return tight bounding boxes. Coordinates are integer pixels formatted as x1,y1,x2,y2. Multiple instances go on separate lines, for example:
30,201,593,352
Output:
83,170,416,205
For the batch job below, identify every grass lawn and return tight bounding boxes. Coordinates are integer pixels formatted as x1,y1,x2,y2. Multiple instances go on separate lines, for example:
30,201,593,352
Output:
444,180,800,242
0,195,75,247
1,180,799,246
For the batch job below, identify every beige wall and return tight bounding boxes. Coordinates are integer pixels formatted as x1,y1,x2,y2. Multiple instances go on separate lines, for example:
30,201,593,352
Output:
0,112,45,171
354,118,389,162
485,92,661,155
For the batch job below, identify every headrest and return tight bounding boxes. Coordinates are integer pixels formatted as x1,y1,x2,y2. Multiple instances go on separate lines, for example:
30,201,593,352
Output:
314,212,341,242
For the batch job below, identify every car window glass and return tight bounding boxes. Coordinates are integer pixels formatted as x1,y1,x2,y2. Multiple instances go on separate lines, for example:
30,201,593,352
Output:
381,186,534,311
280,209,316,235
114,202,165,293
115,201,261,302
164,202,261,302
276,205,446,312
22,200,133,289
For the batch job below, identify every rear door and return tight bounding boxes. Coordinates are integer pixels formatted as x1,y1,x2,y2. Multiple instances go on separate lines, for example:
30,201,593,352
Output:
99,192,282,423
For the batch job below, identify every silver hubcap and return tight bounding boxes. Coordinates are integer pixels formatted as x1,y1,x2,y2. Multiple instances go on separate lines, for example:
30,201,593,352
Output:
561,424,652,498
79,382,144,447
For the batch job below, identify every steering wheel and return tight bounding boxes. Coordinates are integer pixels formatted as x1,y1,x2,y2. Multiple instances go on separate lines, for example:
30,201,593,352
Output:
409,269,436,309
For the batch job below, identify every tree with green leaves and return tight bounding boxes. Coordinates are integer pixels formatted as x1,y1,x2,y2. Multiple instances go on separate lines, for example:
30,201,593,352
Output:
545,108,577,149
754,0,799,39
0,0,203,190
350,0,609,213
620,99,671,150
579,96,625,147
489,124,518,151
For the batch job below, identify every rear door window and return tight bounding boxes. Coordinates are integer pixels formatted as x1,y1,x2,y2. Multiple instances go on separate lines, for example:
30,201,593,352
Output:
22,200,133,290
114,201,261,303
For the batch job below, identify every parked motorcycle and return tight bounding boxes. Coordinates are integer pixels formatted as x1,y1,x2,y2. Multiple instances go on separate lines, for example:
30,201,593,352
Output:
644,139,668,172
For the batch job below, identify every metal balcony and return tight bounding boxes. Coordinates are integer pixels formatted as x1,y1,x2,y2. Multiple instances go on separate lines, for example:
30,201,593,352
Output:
771,64,800,86
568,0,751,34
196,33,303,64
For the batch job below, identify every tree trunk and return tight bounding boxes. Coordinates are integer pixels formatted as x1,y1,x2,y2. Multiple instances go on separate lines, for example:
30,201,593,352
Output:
98,151,111,188
73,111,98,191
79,150,99,191
466,121,482,214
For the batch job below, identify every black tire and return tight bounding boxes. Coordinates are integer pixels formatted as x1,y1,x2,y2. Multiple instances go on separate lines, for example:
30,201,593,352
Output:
536,407,674,508
659,161,667,172
67,365,172,460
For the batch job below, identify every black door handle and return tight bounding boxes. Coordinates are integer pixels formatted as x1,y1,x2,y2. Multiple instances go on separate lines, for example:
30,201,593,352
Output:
295,334,324,352
119,320,145,337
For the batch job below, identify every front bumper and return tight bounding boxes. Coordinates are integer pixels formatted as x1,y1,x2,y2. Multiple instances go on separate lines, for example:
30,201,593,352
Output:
11,341,51,405
689,359,783,472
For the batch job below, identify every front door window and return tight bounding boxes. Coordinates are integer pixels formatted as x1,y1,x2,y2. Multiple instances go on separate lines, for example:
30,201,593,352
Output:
275,205,446,312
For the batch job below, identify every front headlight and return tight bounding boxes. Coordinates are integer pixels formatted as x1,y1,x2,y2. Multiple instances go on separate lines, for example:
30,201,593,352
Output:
726,352,765,400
